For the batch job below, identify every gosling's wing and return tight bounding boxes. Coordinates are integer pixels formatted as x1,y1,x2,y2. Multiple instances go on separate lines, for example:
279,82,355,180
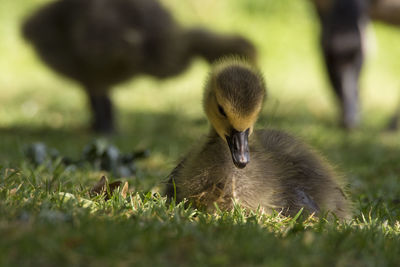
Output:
295,188,320,214
256,129,351,219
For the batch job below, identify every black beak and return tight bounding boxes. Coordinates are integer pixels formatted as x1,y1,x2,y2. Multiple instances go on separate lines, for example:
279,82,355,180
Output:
225,128,250,169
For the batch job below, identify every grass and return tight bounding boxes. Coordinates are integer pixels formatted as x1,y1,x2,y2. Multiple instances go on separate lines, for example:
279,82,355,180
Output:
1,0,400,266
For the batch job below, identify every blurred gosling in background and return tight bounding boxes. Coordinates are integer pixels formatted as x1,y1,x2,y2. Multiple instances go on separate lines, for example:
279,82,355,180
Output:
314,0,368,130
22,0,256,133
312,0,400,130
166,57,351,220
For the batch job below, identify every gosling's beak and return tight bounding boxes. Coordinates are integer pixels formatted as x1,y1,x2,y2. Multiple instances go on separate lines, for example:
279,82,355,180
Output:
225,128,250,169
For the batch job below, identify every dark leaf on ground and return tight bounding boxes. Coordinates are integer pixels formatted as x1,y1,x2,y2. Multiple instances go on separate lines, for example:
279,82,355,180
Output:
89,175,129,200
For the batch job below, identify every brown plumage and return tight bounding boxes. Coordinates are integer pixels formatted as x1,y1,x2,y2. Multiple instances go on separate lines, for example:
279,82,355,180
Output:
166,58,351,220
22,0,256,132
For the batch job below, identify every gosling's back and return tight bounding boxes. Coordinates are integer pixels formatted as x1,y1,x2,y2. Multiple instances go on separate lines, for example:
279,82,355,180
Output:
22,0,185,87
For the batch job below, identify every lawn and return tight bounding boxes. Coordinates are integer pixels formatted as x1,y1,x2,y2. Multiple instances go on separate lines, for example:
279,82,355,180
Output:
1,0,400,266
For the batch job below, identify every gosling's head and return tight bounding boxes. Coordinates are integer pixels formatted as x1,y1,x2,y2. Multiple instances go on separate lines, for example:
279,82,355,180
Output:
203,58,266,168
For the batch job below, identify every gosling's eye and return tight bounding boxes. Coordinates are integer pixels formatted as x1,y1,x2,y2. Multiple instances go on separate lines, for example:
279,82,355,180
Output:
218,105,227,118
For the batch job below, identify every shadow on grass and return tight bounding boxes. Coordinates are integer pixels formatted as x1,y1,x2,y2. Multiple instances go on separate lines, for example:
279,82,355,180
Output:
1,107,400,196
1,105,399,169
0,110,206,164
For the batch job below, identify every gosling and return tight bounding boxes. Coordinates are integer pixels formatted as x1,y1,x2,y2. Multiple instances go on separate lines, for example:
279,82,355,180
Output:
22,0,256,133
166,58,351,220
316,0,367,129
